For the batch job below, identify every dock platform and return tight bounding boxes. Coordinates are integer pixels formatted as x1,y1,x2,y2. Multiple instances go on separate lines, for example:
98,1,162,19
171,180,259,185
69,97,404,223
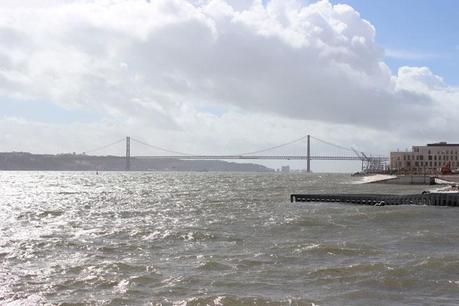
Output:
290,193,459,207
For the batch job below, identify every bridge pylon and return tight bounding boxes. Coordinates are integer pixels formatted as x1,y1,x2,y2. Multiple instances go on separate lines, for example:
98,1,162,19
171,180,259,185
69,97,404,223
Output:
126,136,131,171
307,134,311,173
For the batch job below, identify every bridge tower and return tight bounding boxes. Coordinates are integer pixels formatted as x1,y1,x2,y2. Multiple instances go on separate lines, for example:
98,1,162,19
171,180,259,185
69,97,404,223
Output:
306,134,311,173
126,136,131,171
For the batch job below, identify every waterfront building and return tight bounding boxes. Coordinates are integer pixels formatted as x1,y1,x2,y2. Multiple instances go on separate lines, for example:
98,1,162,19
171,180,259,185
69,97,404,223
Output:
281,165,290,173
390,142,459,174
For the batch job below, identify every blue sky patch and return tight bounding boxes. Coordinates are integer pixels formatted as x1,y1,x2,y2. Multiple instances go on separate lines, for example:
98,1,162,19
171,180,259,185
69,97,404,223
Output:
331,0,459,85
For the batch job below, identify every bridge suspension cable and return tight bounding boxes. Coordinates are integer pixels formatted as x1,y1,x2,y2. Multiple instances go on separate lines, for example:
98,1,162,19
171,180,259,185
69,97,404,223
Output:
121,135,360,157
237,135,308,156
82,138,125,155
309,135,354,153
129,136,310,157
130,137,194,156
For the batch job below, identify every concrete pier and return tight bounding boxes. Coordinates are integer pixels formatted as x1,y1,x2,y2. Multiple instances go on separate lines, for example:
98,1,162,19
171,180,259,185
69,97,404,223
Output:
290,193,459,207
373,175,436,185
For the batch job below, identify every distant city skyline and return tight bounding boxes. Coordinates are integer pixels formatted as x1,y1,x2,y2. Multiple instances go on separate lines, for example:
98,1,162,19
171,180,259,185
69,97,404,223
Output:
0,0,458,171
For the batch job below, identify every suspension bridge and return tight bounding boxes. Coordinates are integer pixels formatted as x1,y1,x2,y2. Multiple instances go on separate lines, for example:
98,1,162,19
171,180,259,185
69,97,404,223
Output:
82,135,389,172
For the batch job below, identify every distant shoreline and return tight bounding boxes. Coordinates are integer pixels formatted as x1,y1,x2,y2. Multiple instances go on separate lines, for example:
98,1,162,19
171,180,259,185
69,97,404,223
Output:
0,152,273,172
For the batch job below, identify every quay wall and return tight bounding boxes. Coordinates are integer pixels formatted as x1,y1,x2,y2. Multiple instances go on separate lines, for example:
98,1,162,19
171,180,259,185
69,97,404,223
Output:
371,175,436,185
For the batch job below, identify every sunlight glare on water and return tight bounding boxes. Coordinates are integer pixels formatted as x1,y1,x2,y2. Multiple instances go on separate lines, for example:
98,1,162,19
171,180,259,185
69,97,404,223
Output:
1,171,459,305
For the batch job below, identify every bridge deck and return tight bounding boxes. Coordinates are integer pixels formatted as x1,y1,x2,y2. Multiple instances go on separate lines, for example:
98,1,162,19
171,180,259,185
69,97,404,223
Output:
135,155,388,161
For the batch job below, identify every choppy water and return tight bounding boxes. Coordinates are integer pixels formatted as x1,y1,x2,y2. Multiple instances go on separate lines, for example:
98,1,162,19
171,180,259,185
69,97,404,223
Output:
1,172,459,305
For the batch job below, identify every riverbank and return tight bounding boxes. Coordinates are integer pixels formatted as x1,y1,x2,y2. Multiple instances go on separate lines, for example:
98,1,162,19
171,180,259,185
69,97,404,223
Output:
358,174,459,185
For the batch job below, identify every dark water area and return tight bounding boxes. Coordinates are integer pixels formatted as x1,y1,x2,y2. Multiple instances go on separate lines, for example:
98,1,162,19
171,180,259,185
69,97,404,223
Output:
1,172,459,305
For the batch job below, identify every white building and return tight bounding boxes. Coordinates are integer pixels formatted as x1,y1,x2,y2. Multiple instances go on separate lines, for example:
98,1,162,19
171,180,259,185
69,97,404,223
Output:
390,142,459,174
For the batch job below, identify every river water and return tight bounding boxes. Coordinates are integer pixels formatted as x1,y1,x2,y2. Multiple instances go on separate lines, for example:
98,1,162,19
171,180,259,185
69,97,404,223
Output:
1,172,459,305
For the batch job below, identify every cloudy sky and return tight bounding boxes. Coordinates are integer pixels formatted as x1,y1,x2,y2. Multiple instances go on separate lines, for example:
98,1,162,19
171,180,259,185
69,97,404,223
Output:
1,0,458,170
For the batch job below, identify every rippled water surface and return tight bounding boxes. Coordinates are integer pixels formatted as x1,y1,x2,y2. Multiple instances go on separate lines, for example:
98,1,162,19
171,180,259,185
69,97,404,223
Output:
1,171,459,305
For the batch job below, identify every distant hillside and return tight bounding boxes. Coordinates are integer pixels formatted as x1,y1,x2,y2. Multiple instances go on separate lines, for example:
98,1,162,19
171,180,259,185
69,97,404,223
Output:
0,152,273,172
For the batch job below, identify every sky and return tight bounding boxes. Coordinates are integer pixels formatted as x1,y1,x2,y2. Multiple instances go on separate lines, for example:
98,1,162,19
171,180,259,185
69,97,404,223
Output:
0,0,459,172
329,0,459,84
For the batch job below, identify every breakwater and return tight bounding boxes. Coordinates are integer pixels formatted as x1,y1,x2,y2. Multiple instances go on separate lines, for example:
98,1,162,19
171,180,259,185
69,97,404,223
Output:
290,193,459,206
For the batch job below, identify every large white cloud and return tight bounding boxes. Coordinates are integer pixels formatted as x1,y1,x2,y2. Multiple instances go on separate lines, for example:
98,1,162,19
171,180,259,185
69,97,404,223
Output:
0,0,458,160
